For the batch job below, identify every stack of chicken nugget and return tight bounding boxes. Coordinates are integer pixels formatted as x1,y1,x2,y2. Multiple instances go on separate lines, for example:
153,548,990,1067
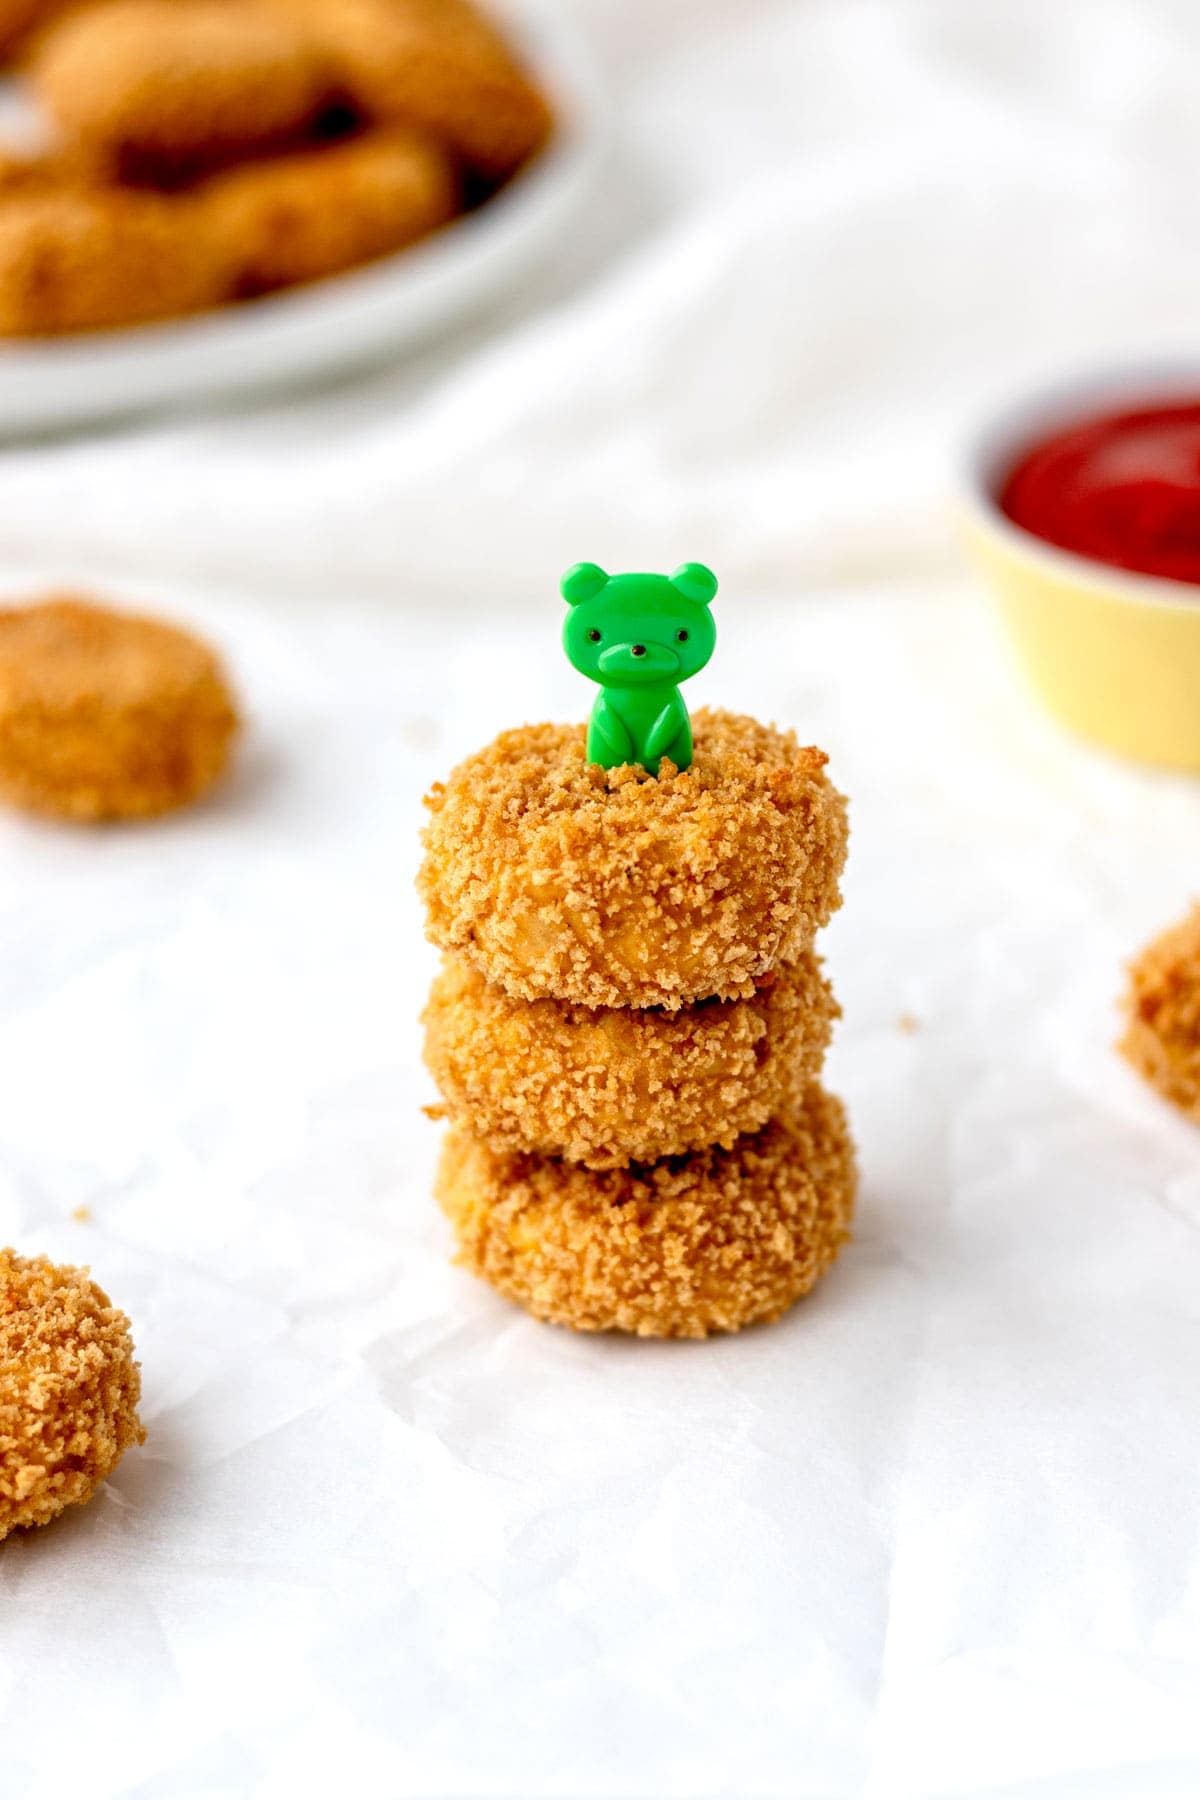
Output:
418,598,857,1336
0,0,552,335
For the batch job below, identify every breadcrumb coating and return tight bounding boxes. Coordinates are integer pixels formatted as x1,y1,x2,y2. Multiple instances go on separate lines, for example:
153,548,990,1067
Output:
438,1084,856,1338
197,126,456,297
31,0,332,184
419,710,849,1010
424,949,839,1168
0,595,240,821
1120,903,1200,1124
0,187,228,334
1,1248,144,1540
266,0,552,179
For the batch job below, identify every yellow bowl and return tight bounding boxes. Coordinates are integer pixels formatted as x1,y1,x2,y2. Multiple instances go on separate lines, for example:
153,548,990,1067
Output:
959,370,1200,771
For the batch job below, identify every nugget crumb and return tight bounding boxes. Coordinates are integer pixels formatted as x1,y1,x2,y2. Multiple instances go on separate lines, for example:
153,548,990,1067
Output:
0,594,240,821
1,1248,144,1540
70,1205,91,1224
1120,904,1200,1123
438,1084,856,1338
419,709,849,1010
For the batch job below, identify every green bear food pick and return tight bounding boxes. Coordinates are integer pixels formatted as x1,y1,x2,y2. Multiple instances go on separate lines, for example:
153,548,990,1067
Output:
561,561,717,774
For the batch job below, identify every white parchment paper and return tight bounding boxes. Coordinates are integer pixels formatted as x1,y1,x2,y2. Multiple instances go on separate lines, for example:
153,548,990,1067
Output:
1,586,1198,1799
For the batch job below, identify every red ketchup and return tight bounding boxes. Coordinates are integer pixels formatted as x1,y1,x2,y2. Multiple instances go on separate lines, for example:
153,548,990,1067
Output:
999,400,1200,585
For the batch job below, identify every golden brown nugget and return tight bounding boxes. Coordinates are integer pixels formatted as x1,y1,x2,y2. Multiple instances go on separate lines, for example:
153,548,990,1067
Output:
0,137,99,197
0,0,75,59
419,710,849,1011
198,126,457,297
1,1249,144,1541
0,596,240,822
0,189,228,334
268,0,552,179
31,0,331,183
438,1084,856,1338
424,950,839,1168
1120,904,1200,1124
0,147,67,193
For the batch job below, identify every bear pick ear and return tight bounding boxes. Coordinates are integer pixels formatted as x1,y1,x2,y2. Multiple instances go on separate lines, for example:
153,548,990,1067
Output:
561,562,609,606
670,561,718,606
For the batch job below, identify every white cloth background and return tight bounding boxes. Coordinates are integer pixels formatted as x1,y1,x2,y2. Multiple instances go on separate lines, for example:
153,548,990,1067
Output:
3,3,1200,1796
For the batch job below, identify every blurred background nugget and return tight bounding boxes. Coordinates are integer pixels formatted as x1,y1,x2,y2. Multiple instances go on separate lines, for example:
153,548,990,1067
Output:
0,0,75,60
29,0,334,184
1121,906,1200,1125
0,146,64,192
265,0,553,181
197,125,456,297
0,595,240,820
0,0,552,334
0,187,227,332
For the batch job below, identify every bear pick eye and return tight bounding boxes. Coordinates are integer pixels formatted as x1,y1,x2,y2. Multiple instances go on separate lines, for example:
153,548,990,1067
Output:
676,629,689,642
587,628,601,643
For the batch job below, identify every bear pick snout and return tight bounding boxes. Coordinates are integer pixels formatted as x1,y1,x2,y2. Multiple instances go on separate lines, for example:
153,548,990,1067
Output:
597,639,680,679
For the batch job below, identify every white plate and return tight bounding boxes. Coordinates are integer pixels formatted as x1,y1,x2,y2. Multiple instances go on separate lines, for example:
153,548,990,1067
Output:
0,8,602,436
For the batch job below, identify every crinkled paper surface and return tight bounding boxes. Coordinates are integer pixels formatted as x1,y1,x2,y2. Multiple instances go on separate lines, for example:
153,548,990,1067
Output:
3,1,1200,1794
1,589,1198,1800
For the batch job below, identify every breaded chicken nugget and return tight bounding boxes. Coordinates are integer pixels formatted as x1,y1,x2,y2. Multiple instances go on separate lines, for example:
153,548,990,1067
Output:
1120,904,1200,1123
198,126,456,297
0,136,97,195
267,0,552,179
419,710,849,1011
0,596,239,822
31,0,331,184
0,0,75,59
0,147,58,193
0,188,227,334
424,950,838,1168
1,1248,144,1540
438,1084,856,1338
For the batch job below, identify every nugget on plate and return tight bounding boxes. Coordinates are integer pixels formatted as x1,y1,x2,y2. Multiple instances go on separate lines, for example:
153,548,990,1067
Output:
198,125,456,296
1120,904,1200,1123
438,1084,856,1338
268,0,552,179
419,710,849,1011
0,595,240,821
424,949,838,1168
0,0,74,58
0,188,227,334
1,1248,144,1541
0,146,69,193
31,0,331,183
